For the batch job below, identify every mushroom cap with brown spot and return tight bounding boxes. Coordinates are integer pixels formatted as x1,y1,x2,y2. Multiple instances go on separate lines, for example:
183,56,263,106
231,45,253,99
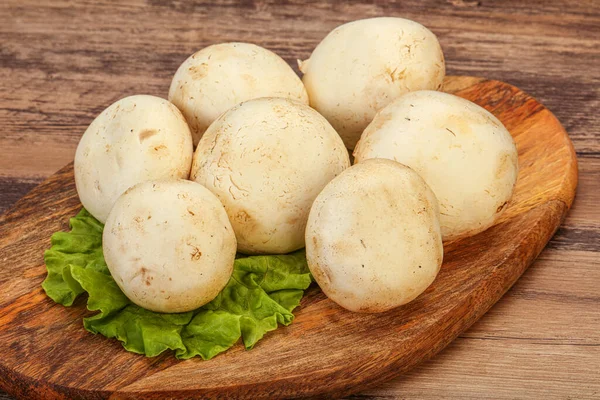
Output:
300,17,445,150
102,179,236,313
305,159,443,313
354,90,518,240
74,95,193,223
169,42,309,146
191,97,350,255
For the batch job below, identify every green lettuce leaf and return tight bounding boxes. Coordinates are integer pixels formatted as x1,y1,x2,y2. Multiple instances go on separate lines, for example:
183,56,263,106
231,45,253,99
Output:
42,209,312,360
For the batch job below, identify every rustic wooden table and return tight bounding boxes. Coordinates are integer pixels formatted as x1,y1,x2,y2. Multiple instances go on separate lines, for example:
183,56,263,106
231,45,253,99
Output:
1,0,598,399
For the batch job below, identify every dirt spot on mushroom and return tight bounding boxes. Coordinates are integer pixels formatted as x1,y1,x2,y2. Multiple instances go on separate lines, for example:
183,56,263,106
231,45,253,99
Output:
313,261,332,286
188,63,209,80
235,210,254,224
496,201,508,213
132,266,149,281
495,153,511,179
153,144,168,154
386,66,407,83
442,114,473,135
139,129,158,143
190,246,202,261
132,216,147,233
271,104,288,116
331,240,357,257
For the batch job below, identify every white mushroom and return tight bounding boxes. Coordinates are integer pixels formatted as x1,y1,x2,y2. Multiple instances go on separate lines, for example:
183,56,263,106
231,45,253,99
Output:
169,42,309,146
300,17,445,149
103,180,236,313
190,97,350,255
305,159,443,313
354,90,519,241
74,95,193,223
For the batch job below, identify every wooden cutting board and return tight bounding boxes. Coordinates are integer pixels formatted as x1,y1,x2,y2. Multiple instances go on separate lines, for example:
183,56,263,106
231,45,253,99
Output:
0,76,578,399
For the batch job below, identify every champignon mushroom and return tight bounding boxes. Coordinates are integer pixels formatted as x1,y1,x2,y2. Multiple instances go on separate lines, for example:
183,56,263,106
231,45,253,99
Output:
354,90,518,240
169,42,309,146
190,97,350,254
74,95,193,223
102,179,236,313
300,17,445,149
305,159,443,313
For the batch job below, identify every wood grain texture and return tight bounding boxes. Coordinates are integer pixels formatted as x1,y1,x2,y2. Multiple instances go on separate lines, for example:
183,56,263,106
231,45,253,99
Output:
0,76,579,399
1,0,598,399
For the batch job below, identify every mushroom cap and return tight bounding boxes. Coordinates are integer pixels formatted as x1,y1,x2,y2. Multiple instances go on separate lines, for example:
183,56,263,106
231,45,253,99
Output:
102,179,236,313
74,95,193,223
305,158,443,313
300,17,445,149
354,90,518,240
191,97,350,254
169,42,309,145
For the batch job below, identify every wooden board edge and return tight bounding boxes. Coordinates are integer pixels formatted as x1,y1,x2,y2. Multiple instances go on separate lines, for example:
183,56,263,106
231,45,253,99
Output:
0,163,75,226
0,360,111,400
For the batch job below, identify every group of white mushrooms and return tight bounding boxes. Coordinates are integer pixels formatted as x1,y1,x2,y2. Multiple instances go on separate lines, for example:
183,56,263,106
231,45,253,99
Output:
74,17,518,314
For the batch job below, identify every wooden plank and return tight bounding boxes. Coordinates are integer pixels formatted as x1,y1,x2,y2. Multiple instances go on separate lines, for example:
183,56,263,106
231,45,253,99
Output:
359,339,599,399
363,250,600,399
0,0,599,162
